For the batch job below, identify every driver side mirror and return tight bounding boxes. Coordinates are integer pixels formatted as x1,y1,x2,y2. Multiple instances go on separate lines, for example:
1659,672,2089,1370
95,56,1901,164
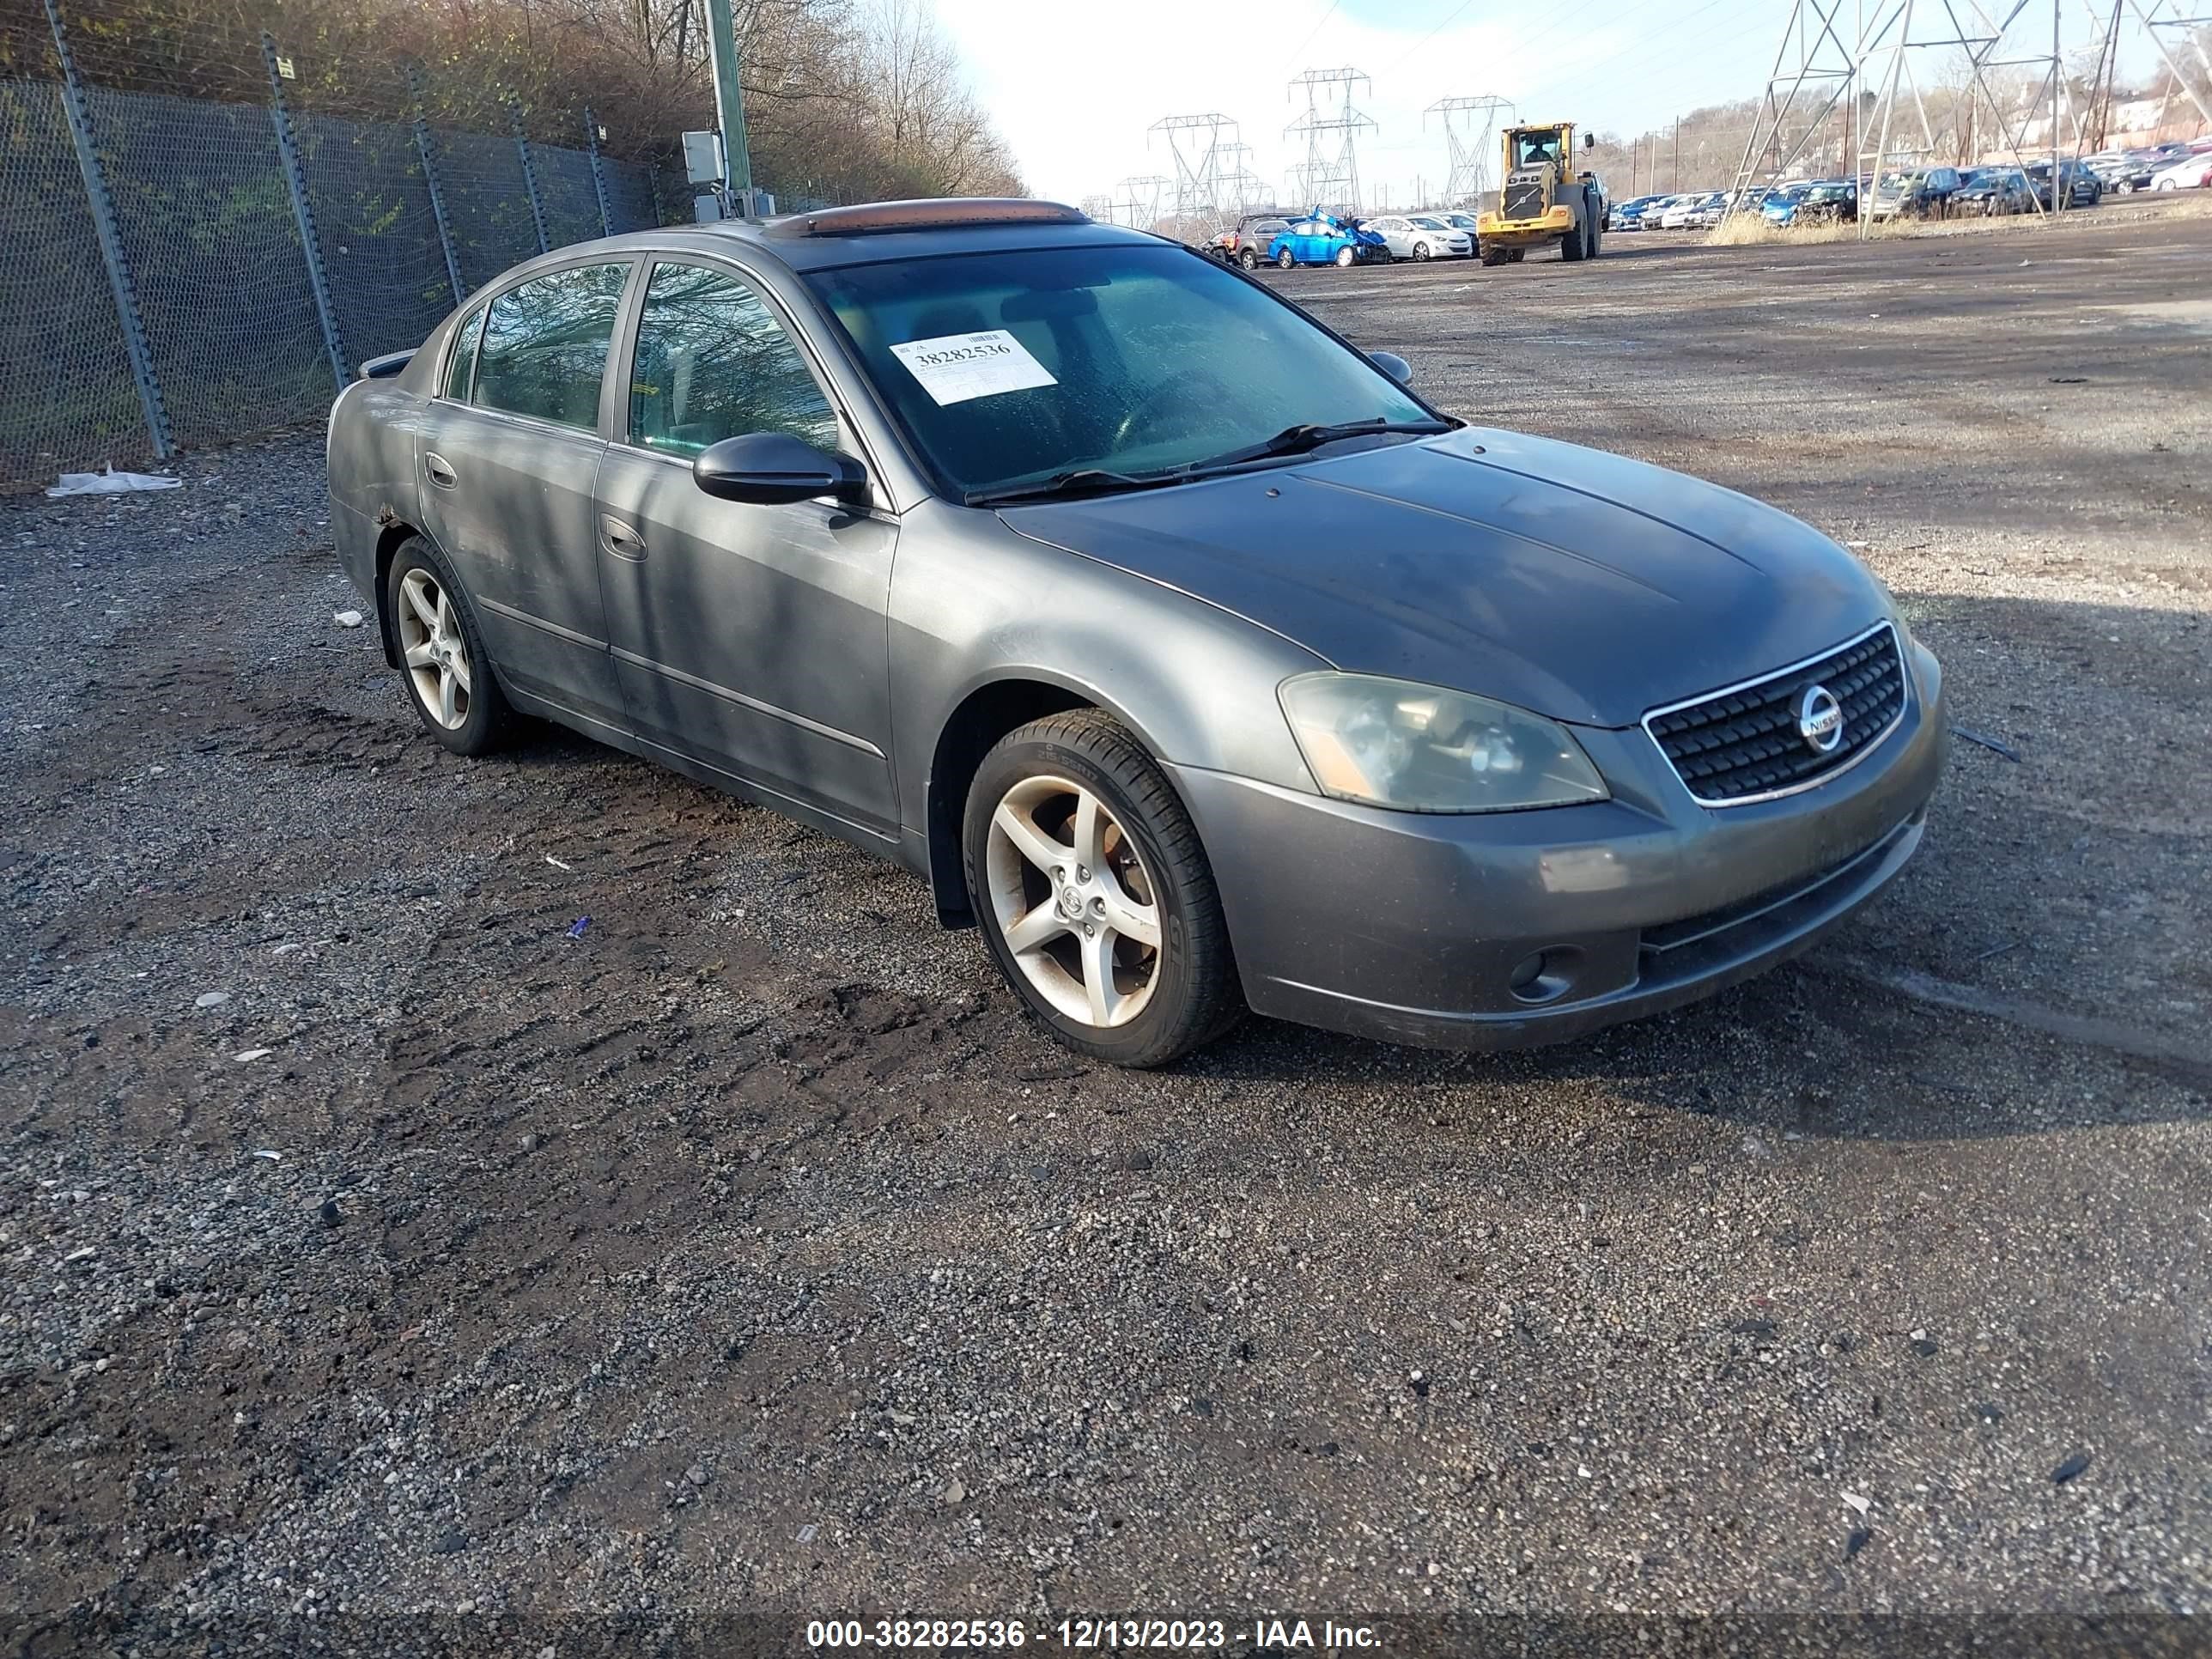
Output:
1370,350,1413,387
694,431,869,507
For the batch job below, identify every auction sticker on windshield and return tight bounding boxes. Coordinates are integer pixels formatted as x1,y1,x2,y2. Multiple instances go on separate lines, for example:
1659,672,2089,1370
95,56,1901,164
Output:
889,330,1056,405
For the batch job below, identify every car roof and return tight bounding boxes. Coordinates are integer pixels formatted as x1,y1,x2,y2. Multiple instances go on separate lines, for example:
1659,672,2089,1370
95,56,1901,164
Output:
535,201,1170,276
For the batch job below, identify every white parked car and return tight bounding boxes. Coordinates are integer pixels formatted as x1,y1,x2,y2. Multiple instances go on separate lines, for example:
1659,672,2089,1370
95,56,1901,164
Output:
1658,193,1718,229
2149,150,2212,191
1366,214,1474,260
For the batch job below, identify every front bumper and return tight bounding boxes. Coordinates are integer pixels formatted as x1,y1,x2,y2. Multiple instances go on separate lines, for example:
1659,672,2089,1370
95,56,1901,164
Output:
1168,641,1947,1051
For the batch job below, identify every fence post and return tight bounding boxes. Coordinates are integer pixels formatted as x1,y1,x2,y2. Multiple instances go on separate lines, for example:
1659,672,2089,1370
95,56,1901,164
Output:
43,0,172,459
583,106,612,237
261,33,348,391
509,99,550,254
406,66,465,307
647,161,665,228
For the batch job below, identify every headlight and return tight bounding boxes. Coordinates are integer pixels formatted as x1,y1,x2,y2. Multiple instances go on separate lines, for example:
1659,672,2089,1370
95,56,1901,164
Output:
1279,673,1608,813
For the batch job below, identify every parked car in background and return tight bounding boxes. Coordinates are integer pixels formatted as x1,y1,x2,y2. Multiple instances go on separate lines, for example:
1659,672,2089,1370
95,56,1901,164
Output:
2024,158,2103,209
1367,213,1474,260
1870,166,1965,220
2100,142,2193,192
1215,212,1294,269
1659,191,1723,229
1756,181,1814,222
1609,194,1664,230
1788,179,1860,224
1953,167,2033,215
2149,150,2212,191
326,197,1947,1066
1269,210,1390,268
1437,210,1484,245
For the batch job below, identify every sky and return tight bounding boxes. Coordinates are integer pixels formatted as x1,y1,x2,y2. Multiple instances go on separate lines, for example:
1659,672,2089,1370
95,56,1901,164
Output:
932,0,2169,210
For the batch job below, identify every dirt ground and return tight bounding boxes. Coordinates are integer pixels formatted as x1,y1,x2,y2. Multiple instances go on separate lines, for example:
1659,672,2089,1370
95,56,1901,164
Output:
3,205,2208,1656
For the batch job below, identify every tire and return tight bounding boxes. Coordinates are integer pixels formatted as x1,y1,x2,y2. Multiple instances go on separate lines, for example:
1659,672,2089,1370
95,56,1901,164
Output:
1559,217,1583,261
963,710,1239,1068
1587,216,1602,258
1239,247,1259,269
1277,246,1296,268
1334,245,1356,267
1508,246,1526,262
2115,179,2133,195
1412,241,1431,260
2154,179,2175,192
1480,244,1510,266
385,535,514,757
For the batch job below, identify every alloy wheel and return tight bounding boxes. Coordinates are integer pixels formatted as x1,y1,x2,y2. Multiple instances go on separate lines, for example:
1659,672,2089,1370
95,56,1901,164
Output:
985,774,1162,1029
396,568,471,730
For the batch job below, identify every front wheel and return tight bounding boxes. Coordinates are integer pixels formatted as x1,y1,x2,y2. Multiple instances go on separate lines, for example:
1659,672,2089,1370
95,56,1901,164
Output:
964,711,1239,1067
1277,246,1297,268
1412,241,1431,260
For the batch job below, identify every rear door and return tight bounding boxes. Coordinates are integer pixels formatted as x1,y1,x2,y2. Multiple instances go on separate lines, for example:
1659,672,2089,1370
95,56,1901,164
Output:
416,258,634,726
593,258,899,836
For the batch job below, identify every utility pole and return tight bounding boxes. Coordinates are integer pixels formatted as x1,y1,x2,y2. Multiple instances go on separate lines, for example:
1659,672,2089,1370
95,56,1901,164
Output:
703,0,754,210
1672,117,1680,190
2051,0,2063,214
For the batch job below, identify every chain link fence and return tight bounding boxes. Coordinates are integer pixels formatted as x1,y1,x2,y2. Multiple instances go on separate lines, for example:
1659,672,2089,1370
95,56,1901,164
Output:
0,9,713,486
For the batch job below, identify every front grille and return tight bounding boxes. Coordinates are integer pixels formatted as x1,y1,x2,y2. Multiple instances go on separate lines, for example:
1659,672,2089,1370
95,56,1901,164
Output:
1503,180,1545,221
1644,623,1906,805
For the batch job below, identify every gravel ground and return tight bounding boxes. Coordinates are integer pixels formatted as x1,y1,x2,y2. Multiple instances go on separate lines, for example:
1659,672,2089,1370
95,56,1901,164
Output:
3,205,2208,1657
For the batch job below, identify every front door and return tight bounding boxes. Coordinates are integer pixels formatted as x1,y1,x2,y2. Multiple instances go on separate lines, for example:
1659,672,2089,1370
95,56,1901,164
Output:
594,258,899,837
416,259,633,726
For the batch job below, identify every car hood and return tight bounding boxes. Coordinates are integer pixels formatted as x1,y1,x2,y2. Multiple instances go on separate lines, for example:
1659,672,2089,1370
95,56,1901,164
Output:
996,428,1887,729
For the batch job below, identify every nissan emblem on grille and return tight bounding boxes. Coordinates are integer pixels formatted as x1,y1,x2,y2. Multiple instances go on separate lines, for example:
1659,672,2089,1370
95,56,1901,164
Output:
1796,685,1844,754
1642,623,1907,806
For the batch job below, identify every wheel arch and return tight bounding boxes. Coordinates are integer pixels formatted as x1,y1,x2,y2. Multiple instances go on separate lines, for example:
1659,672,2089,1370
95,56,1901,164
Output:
924,672,1188,929
372,518,424,670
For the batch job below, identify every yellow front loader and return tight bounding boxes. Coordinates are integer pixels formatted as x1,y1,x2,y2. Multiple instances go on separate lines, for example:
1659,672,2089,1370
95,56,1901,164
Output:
1476,122,1607,264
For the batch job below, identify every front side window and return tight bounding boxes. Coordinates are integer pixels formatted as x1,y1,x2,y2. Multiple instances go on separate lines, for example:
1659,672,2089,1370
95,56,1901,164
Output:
471,262,631,431
443,307,484,400
805,243,1431,501
626,262,840,457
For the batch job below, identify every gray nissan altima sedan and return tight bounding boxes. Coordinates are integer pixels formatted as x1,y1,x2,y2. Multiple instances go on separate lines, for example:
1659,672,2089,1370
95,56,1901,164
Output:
326,198,1946,1067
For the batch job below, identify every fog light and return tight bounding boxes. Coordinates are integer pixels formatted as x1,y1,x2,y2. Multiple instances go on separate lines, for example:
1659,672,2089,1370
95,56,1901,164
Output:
1508,947,1583,1005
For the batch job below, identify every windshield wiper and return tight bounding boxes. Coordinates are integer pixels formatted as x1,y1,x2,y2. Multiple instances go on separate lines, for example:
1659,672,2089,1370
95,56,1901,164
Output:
966,467,1182,508
1178,417,1453,478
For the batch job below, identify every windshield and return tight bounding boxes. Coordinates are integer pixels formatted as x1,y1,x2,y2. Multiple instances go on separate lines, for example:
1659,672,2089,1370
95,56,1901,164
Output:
804,245,1431,501
1511,129,1565,168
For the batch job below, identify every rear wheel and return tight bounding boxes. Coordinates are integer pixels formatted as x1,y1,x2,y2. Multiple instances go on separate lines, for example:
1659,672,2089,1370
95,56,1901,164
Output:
964,711,1239,1068
1239,246,1259,269
1508,246,1526,263
386,536,514,757
1334,244,1356,267
1480,244,1510,266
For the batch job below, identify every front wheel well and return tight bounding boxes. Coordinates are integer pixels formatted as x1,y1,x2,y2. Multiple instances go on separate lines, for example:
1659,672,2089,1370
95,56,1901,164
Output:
926,680,1093,927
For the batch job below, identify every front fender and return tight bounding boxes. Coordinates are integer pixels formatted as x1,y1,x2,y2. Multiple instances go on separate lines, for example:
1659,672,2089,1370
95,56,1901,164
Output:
886,499,1326,836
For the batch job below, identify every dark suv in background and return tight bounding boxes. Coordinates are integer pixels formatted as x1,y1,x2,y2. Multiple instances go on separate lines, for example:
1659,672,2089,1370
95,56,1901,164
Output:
2025,159,2104,209
1213,212,1295,269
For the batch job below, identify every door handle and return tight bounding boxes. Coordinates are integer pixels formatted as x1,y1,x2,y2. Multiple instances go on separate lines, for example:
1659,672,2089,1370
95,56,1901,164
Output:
600,515,647,561
423,452,457,489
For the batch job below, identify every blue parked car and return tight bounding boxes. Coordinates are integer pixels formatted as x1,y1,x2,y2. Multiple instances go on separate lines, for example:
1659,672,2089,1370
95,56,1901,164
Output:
1608,194,1665,230
1761,180,1820,225
1268,210,1390,269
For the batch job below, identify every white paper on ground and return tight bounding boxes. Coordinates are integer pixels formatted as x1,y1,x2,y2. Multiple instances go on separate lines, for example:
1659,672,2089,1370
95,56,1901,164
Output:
47,467,182,496
888,330,1056,406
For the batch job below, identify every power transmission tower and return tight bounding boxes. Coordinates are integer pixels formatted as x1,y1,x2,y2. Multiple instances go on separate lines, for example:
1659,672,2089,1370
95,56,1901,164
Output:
1148,114,1238,220
1113,173,1170,228
1425,95,1516,207
2135,0,2212,126
1285,69,1376,214
1729,0,2067,236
